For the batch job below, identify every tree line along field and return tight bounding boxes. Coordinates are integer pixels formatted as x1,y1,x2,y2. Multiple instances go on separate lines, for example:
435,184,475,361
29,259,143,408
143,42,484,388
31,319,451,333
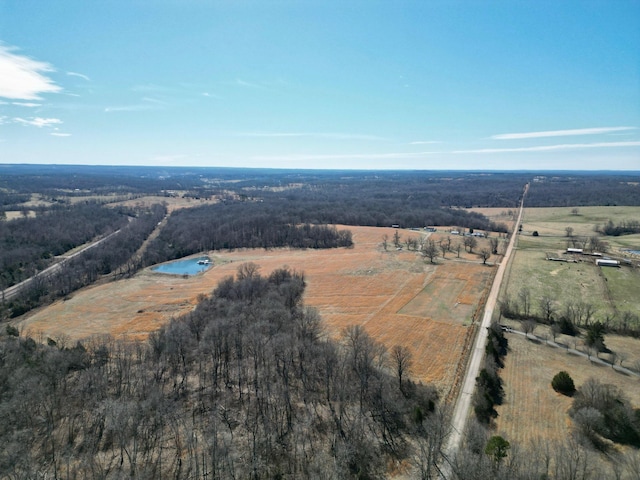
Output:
4,167,640,477
495,205,640,453
15,226,499,396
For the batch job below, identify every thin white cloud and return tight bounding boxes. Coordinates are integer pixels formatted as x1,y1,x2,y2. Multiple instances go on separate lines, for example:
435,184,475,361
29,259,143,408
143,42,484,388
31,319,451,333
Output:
253,141,640,163
50,132,71,137
234,132,388,141
132,84,172,93
409,140,442,145
253,151,438,162
491,126,637,140
67,71,90,81
104,104,155,113
236,79,265,89
142,96,169,105
0,45,61,100
454,141,640,154
12,102,41,107
14,117,62,128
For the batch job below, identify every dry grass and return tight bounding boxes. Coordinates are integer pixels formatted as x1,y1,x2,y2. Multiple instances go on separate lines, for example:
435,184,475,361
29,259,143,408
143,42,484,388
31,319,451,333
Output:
109,195,218,212
495,332,640,446
468,207,518,231
16,226,496,395
496,205,640,446
3,210,36,220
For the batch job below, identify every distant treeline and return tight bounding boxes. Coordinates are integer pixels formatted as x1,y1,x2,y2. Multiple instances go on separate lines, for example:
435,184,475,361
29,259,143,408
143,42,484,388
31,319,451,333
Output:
3,166,640,209
0,192,31,209
0,266,441,479
143,206,353,264
0,204,129,290
3,204,166,318
526,174,640,207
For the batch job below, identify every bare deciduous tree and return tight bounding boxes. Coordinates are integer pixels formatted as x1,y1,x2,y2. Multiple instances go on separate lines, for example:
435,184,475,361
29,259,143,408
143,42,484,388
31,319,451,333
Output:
479,248,491,265
391,345,412,394
463,236,477,253
423,240,438,264
539,295,556,323
521,319,537,338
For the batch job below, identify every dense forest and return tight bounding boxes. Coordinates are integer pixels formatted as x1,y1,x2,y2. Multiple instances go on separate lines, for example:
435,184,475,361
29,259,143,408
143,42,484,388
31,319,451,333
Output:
2,266,638,479
525,174,640,207
0,204,130,290
2,204,167,318
2,167,640,477
142,206,353,265
0,266,442,479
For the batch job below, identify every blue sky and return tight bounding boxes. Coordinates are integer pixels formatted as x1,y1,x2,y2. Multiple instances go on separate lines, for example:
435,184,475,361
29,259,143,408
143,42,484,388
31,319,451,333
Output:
0,0,639,170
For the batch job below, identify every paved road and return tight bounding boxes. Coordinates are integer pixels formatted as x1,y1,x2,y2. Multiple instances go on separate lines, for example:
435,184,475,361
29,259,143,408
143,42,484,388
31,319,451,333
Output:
1,228,123,302
442,184,528,473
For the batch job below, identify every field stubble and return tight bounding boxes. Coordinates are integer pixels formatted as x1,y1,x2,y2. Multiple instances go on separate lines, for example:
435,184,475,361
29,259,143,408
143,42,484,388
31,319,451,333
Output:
16,226,496,394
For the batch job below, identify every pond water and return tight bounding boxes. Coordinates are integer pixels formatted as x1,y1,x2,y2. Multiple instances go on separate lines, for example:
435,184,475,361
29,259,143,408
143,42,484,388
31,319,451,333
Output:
623,249,640,255
152,256,213,275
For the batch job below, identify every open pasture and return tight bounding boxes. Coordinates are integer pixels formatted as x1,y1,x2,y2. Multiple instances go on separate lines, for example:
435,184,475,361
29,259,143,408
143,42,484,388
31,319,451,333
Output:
399,264,492,325
110,194,219,212
503,248,615,318
16,226,496,393
468,207,518,231
521,205,640,247
501,206,640,326
496,332,640,446
497,205,640,445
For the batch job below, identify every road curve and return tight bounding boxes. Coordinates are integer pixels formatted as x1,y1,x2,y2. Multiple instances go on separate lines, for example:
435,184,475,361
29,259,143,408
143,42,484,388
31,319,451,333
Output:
442,184,528,471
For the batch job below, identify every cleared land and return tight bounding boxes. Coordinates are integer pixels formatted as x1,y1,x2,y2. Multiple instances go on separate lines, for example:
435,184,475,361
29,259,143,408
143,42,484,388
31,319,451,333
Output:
496,205,640,445
496,332,640,446
502,206,640,323
15,226,496,394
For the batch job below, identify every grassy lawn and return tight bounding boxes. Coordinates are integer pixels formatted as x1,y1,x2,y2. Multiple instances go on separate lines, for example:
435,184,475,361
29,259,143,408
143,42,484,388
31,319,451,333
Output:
503,248,614,318
490,205,640,451
601,266,640,319
501,206,640,329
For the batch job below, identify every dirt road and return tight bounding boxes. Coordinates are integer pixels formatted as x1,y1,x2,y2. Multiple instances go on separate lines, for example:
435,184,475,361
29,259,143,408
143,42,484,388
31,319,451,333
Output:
1,228,123,302
442,183,528,471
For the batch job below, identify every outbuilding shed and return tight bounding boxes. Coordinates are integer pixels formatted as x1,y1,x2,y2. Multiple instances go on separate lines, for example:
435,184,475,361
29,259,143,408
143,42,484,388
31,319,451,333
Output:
596,259,620,267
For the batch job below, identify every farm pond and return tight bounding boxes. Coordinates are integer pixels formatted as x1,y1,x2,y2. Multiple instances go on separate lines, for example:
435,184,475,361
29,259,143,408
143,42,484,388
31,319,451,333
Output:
152,256,213,275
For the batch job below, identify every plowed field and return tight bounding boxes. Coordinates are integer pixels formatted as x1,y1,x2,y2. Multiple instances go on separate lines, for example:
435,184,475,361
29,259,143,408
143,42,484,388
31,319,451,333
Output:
17,226,495,393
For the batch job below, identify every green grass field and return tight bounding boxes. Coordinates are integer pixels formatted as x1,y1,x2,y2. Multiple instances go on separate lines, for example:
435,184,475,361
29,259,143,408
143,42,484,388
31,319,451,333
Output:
520,206,640,249
501,206,640,329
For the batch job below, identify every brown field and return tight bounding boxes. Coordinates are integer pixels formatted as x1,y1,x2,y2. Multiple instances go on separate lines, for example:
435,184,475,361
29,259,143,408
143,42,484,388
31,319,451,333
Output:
109,194,219,212
4,210,36,220
15,226,497,394
468,207,518,231
495,333,640,446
